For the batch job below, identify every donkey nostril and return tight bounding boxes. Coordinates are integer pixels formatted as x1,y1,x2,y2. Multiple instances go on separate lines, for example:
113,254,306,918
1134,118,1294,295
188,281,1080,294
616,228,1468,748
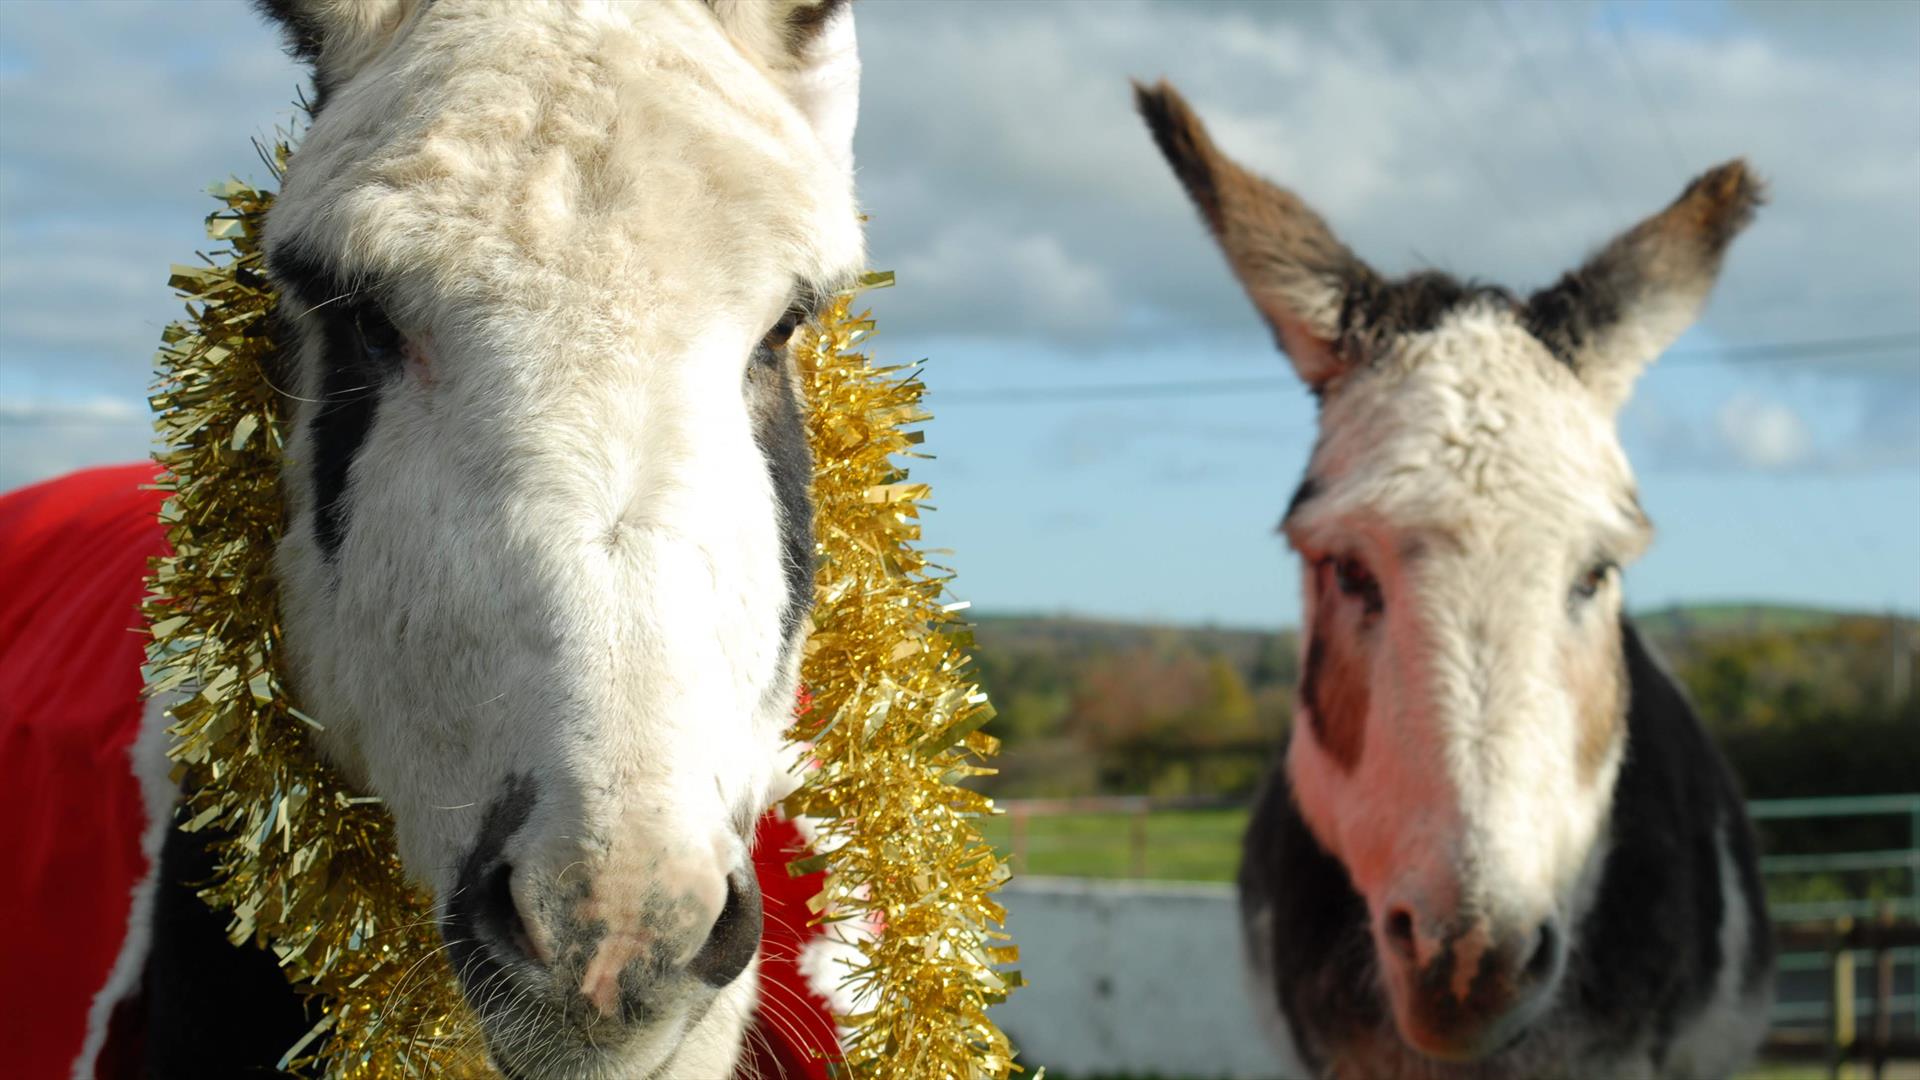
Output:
1524,920,1560,980
1384,908,1417,961
688,872,763,988
480,863,536,963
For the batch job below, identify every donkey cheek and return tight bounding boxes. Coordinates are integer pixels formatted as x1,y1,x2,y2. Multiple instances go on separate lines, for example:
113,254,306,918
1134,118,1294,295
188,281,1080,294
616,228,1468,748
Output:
1565,629,1626,786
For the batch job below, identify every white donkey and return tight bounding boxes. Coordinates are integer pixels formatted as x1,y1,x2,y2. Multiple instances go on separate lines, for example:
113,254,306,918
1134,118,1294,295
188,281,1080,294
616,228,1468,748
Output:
11,2,866,1077
1136,82,1773,1079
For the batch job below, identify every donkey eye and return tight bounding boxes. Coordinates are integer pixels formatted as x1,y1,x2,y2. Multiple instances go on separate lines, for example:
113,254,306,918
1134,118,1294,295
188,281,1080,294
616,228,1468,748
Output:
1330,555,1384,615
352,302,403,359
759,305,809,353
1572,560,1617,601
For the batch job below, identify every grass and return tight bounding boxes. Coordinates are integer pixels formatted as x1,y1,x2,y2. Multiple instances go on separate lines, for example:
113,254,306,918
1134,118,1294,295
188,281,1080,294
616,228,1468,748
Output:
980,808,1246,881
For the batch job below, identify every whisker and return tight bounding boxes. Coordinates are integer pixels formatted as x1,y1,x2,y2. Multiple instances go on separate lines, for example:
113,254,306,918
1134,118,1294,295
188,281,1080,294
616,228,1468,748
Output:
297,290,359,319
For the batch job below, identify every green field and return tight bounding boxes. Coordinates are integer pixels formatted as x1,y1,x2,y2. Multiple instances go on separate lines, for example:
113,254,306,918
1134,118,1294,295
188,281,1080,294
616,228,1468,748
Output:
980,808,1246,881
980,805,1916,912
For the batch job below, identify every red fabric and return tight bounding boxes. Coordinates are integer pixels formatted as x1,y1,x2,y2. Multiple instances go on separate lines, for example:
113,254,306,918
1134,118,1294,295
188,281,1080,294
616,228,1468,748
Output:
0,465,836,1079
745,814,840,1079
0,464,169,1080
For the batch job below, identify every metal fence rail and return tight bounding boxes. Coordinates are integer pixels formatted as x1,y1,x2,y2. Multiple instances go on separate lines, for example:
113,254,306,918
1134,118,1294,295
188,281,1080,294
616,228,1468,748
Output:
1751,795,1920,1077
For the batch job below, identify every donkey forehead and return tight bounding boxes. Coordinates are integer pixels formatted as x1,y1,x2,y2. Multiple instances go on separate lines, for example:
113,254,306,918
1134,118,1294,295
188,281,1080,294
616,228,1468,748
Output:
1297,305,1647,549
269,1,861,306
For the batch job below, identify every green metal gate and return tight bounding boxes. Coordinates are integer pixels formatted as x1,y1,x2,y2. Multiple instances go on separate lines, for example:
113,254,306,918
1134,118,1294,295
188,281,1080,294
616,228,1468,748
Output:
1752,794,1920,1074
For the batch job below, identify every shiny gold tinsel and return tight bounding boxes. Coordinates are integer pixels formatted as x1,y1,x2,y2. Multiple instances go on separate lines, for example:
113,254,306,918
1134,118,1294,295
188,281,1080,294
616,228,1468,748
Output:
143,152,1018,1078
789,283,1022,1079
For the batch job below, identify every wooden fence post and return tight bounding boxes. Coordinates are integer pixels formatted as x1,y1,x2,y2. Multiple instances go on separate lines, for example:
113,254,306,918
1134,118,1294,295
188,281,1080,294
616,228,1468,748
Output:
1129,803,1148,879
1833,916,1855,1080
1010,804,1029,877
1873,905,1893,1080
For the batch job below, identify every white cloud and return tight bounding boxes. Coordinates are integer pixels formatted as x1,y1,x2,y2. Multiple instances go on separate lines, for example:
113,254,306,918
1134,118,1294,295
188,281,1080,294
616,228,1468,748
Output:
897,225,1120,340
1715,393,1813,470
0,396,152,490
0,0,1913,495
849,0,1920,354
0,1,298,400
0,397,144,425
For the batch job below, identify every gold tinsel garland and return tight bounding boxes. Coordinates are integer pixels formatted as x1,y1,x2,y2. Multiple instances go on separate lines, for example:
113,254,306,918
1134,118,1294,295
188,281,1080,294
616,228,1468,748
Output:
789,288,1021,1078
142,147,1019,1077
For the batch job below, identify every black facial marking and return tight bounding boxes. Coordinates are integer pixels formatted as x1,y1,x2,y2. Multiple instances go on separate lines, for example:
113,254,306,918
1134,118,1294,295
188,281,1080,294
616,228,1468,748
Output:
747,345,815,649
443,775,541,1004
1299,632,1331,744
1338,270,1517,360
268,246,403,559
1298,629,1364,771
307,344,381,558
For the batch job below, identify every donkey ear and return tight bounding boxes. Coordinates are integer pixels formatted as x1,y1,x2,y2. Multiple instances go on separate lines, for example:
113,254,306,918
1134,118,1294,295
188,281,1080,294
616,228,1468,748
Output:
1133,79,1376,390
256,0,416,85
1527,161,1764,410
708,0,860,176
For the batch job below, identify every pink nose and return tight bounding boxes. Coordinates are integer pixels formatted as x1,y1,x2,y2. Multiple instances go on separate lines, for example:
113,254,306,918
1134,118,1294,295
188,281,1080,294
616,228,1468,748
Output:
1378,904,1564,1061
476,860,764,1019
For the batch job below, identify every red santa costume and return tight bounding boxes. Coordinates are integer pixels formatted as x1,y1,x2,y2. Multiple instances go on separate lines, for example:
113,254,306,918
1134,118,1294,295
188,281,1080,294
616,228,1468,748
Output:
0,464,837,1079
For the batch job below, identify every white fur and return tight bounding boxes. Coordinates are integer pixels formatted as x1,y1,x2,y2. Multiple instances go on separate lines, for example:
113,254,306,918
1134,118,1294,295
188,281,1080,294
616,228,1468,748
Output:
259,1,863,1074
1286,303,1645,948
1576,290,1701,413
290,0,422,83
72,697,177,1080
1148,89,1764,1071
1273,294,1776,1075
711,0,860,178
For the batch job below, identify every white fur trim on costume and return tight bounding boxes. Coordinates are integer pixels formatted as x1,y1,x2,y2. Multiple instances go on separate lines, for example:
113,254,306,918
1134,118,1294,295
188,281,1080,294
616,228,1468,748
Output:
786,813,876,1022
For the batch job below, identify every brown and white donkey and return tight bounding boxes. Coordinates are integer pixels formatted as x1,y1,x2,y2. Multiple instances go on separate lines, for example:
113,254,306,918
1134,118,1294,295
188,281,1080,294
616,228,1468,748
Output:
1136,81,1773,1080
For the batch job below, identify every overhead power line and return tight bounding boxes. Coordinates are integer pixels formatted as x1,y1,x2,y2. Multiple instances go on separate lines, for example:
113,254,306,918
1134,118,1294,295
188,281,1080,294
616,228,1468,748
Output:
1485,0,1629,224
1399,51,1560,272
1604,1,1689,179
5,335,1914,423
934,332,1920,406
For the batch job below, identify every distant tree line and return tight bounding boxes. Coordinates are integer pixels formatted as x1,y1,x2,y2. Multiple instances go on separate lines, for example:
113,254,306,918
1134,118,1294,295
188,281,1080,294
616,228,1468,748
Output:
968,609,1920,811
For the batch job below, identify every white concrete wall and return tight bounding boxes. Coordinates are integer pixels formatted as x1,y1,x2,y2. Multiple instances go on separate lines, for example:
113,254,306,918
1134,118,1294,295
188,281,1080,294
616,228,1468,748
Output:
995,877,1307,1080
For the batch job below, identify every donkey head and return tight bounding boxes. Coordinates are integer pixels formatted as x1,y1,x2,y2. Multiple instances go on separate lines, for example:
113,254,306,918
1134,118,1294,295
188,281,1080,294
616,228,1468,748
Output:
256,1,862,1074
1137,81,1759,1062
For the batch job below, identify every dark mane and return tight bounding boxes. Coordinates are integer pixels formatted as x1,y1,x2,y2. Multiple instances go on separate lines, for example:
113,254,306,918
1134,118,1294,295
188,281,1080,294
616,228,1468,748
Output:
1339,270,1518,358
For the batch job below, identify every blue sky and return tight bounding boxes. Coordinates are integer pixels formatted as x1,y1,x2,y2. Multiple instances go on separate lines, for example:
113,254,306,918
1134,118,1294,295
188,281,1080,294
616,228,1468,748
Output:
2,0,1916,628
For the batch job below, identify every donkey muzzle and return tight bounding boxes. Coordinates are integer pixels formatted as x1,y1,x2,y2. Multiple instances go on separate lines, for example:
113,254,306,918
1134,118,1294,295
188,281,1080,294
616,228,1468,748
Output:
1378,905,1566,1061
440,776,762,1046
